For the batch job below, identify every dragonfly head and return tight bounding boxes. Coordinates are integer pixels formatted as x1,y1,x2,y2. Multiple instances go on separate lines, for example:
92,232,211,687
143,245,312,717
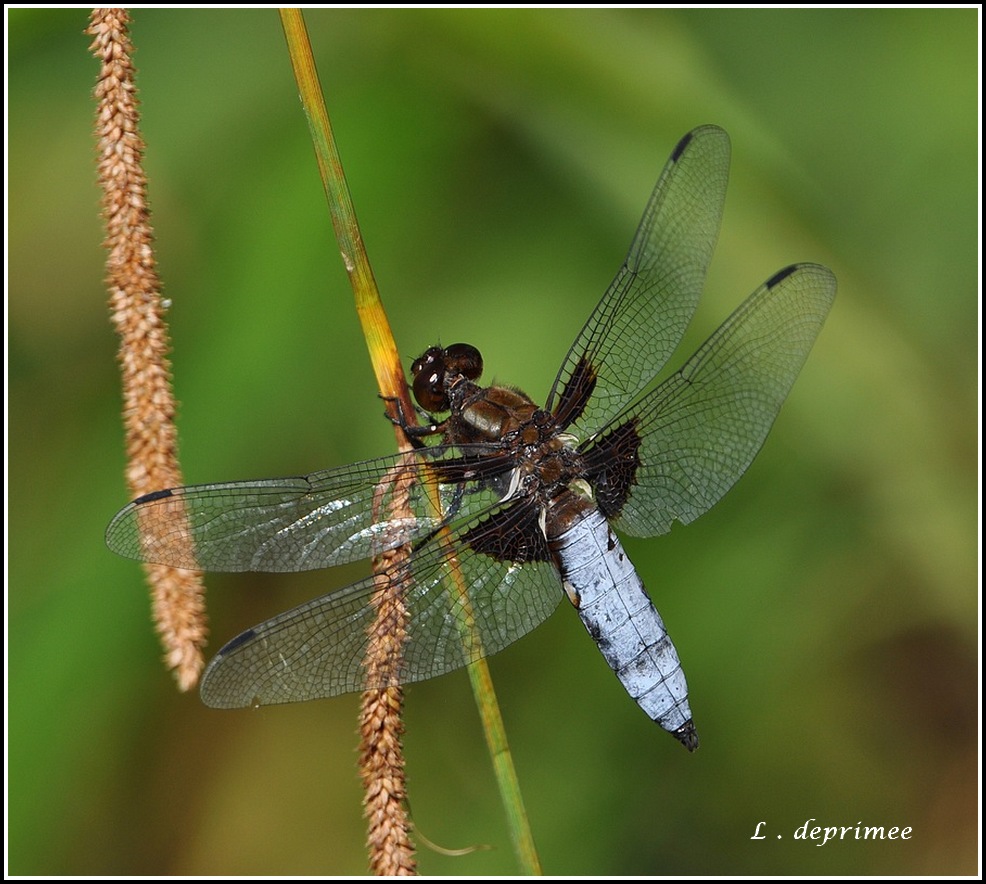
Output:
411,343,483,413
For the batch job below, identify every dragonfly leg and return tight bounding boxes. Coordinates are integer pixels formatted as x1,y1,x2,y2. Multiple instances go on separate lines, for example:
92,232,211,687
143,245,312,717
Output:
381,395,447,449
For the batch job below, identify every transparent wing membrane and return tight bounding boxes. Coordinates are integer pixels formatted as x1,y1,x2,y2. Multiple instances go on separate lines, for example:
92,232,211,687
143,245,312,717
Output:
604,263,836,537
546,125,730,437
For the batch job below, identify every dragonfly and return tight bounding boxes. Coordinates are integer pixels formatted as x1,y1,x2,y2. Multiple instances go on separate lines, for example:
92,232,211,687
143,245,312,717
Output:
107,125,835,750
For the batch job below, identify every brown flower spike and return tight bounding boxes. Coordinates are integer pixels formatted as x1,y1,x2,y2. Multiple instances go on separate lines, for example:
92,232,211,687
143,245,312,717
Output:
88,8,207,689
359,456,419,875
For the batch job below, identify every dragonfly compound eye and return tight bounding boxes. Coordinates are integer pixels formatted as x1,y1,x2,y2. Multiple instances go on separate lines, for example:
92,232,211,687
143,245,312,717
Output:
411,346,448,412
443,343,483,381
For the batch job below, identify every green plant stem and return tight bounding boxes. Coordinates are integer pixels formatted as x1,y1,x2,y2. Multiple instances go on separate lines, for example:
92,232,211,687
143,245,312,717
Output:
278,8,541,875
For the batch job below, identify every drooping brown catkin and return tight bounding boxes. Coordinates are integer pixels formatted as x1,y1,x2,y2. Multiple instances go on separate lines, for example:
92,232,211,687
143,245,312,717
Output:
360,684,416,875
359,457,417,875
88,8,207,690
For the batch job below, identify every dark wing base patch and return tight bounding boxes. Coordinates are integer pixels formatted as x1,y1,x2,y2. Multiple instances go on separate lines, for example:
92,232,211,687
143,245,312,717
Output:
461,500,550,564
584,418,643,520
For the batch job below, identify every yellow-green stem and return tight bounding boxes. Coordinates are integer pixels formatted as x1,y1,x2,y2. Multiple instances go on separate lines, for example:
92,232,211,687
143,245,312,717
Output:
278,8,540,875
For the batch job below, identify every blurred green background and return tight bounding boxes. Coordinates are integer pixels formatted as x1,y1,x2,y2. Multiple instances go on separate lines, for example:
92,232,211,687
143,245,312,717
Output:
7,8,978,876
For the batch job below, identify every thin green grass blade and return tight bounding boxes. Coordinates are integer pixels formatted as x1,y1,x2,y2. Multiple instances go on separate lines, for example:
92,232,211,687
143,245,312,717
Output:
278,9,541,875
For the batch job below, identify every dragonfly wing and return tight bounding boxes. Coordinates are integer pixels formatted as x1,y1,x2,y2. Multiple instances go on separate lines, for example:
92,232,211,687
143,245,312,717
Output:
588,263,836,537
200,499,564,707
105,447,511,573
545,125,730,437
